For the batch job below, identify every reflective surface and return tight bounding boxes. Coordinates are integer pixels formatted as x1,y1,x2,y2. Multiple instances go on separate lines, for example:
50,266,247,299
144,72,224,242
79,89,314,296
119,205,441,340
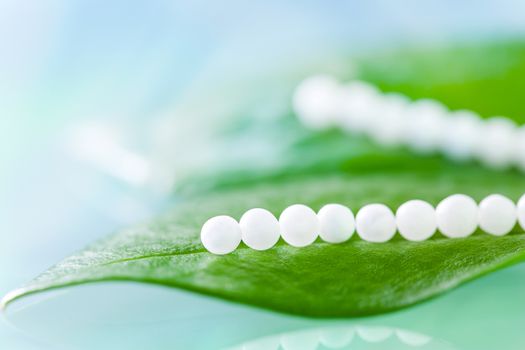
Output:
5,262,525,349
229,325,452,350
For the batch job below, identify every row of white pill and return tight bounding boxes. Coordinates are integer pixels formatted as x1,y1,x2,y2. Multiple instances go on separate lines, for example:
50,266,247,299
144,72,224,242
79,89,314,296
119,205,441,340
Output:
293,75,525,170
200,193,525,255
233,325,431,350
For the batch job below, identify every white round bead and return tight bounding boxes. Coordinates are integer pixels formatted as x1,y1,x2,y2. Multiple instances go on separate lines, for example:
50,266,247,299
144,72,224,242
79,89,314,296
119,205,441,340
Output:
319,326,355,348
475,117,517,169
338,81,382,133
200,215,242,255
239,208,280,250
478,194,516,236
436,194,478,238
404,99,448,153
513,126,525,171
517,193,525,231
368,93,411,146
318,204,355,243
356,326,393,343
355,204,396,243
395,329,431,347
279,204,319,247
442,110,482,161
396,200,436,241
292,75,340,129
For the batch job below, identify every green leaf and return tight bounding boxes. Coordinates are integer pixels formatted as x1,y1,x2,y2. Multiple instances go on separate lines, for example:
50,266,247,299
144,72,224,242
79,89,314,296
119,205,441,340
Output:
4,170,525,317
4,41,525,317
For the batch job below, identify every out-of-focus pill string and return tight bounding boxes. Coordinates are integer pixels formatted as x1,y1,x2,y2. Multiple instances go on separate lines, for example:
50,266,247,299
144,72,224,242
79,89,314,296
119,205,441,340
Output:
293,75,525,171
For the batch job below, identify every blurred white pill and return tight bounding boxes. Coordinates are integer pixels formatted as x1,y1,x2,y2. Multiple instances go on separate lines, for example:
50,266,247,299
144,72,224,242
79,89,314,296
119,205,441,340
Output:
356,326,393,343
200,215,242,255
395,329,431,347
478,194,516,236
368,93,411,146
318,204,355,243
319,326,355,348
513,126,525,171
436,194,478,238
475,117,517,169
293,75,340,129
517,193,525,231
240,208,280,250
338,80,382,133
280,329,319,350
279,204,319,247
442,110,482,161
404,99,448,153
356,204,396,243
396,200,436,241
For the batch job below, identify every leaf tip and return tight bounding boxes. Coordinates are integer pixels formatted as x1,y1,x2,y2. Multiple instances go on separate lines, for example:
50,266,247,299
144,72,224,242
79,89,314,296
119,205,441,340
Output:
0,289,23,313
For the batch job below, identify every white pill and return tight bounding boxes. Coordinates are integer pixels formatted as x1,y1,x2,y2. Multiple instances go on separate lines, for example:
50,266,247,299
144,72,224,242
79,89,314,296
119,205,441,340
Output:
319,326,355,348
368,93,411,146
404,99,448,153
478,194,516,236
513,126,525,171
239,208,280,250
356,326,393,343
436,194,478,238
442,110,482,161
475,117,517,169
395,329,431,347
318,204,355,243
200,215,242,255
396,200,436,241
279,204,319,247
355,204,396,243
292,75,340,129
280,329,319,350
517,193,525,231
338,81,382,133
